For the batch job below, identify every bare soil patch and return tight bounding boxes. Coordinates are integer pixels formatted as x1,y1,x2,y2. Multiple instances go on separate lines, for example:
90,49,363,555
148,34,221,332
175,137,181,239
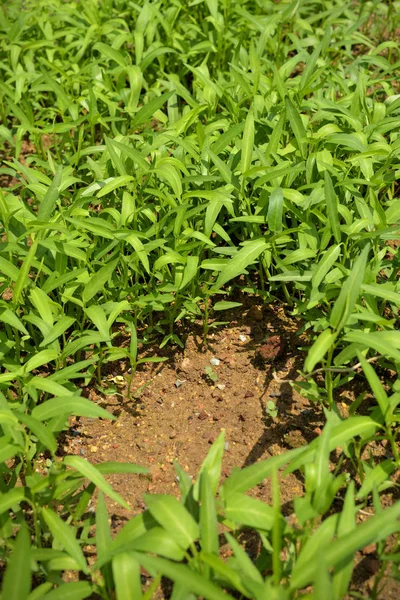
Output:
61,302,400,599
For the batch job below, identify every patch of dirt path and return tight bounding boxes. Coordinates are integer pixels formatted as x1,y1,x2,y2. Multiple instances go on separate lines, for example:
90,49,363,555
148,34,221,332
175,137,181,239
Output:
66,304,319,517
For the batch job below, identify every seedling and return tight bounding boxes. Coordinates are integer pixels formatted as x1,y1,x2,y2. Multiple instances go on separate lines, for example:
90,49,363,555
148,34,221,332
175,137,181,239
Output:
266,400,278,419
204,365,218,383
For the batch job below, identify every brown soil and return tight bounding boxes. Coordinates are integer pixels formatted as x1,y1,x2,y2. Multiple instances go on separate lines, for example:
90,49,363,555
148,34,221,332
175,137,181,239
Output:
62,302,400,599
67,303,312,512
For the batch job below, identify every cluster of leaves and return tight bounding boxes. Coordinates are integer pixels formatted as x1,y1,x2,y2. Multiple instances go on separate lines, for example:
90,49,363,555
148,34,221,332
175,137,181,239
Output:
0,0,400,598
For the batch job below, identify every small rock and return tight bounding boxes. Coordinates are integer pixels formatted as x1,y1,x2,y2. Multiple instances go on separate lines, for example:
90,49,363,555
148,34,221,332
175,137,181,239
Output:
314,427,322,436
244,390,254,398
365,557,380,575
113,444,119,449
270,392,282,398
175,379,185,388
216,383,226,390
224,442,230,451
180,358,192,373
238,334,247,342
208,436,216,444
248,305,263,321
169,431,177,439
210,357,220,367
156,398,163,405
198,411,208,420
256,335,286,364
90,446,98,453
79,448,85,456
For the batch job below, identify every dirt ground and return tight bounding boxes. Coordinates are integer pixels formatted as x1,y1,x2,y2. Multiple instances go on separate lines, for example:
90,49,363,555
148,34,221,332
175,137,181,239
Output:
62,301,400,599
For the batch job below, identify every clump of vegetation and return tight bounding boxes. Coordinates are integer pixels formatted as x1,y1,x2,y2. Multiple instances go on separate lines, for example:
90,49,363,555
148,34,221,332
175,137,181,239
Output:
0,0,399,597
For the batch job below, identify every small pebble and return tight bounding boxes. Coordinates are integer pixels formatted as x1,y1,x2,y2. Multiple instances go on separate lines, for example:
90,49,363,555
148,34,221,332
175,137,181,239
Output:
270,392,281,398
244,390,254,398
198,411,208,420
156,398,163,405
216,383,226,390
224,441,230,451
79,448,85,456
210,357,220,367
175,379,184,388
180,358,192,373
239,335,247,342
90,446,98,453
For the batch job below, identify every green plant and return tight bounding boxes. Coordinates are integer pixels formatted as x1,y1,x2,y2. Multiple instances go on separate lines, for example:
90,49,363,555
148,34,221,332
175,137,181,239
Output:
266,399,278,419
0,0,399,597
204,365,218,383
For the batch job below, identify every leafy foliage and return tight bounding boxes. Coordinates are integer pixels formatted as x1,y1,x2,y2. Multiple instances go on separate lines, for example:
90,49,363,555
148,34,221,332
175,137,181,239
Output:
0,0,400,597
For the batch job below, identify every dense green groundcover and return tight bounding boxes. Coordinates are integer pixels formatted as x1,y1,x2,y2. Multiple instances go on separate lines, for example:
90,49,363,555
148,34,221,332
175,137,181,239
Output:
0,0,400,597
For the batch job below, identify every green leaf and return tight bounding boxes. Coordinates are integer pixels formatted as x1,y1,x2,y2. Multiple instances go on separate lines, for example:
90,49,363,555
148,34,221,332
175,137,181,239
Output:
194,431,225,500
96,493,113,591
213,301,242,311
291,502,400,588
344,331,400,363
40,316,75,347
356,460,396,500
199,471,218,556
213,239,268,290
93,42,127,68
222,447,304,495
267,188,284,233
37,165,62,223
23,349,59,373
357,353,390,421
225,532,263,585
0,256,20,282
329,244,370,331
304,329,337,373
112,553,142,600
0,488,25,514
130,553,234,600
96,462,148,475
0,307,29,335
97,176,134,199
285,97,307,157
32,396,114,421
324,171,341,244
83,259,119,304
36,582,92,599
144,494,199,550
224,492,276,530
2,524,31,600
85,305,110,341
240,108,254,177
131,91,174,128
17,412,57,454
112,528,186,561
64,456,130,510
42,508,88,573
312,245,341,289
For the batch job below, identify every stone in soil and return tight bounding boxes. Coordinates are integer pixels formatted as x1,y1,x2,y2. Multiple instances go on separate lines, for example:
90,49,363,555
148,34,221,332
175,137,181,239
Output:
256,335,286,363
